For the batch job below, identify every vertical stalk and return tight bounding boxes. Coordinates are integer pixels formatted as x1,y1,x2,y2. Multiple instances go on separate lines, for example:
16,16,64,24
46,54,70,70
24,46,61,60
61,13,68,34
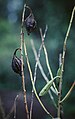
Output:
62,6,75,72
57,6,75,118
57,54,62,118
23,37,53,117
30,38,44,119
40,28,58,95
20,4,29,119
31,40,57,103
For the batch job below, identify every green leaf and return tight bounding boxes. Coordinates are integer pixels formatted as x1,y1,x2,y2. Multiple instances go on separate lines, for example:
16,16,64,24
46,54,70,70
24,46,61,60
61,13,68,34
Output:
39,76,59,96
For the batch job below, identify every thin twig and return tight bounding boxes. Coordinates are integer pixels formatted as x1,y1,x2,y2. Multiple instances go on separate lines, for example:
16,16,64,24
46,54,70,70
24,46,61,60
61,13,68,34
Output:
6,94,20,119
23,39,53,118
62,6,75,73
31,40,57,108
31,40,57,94
57,6,75,118
13,95,19,119
57,54,62,118
40,28,58,95
20,4,29,119
30,42,43,119
60,81,75,103
30,25,50,119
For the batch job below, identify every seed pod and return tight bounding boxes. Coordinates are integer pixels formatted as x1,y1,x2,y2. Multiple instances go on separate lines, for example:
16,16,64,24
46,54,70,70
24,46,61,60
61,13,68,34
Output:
24,6,37,35
12,48,22,76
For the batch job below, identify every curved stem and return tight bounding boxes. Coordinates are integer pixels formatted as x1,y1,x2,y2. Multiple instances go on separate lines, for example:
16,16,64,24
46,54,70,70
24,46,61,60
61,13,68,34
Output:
24,40,54,118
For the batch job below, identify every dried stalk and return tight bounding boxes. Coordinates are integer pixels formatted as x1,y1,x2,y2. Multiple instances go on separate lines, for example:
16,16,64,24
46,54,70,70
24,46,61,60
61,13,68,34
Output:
57,54,62,118
40,28,58,95
6,94,20,119
23,38,53,118
20,4,29,119
13,95,19,119
31,41,57,109
31,40,57,94
62,6,75,73
57,6,75,118
60,81,75,103
30,42,43,119
30,26,50,119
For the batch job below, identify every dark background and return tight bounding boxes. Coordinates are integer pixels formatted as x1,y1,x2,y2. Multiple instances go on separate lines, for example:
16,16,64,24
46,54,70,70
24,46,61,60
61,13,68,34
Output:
0,0,75,119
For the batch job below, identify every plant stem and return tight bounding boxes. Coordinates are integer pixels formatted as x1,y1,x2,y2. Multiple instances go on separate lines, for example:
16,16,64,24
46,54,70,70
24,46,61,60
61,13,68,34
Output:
20,4,29,119
6,94,20,119
40,28,58,95
30,26,48,119
60,81,75,103
57,54,62,118
57,6,75,118
30,41,43,119
62,6,75,72
23,39,53,117
31,39,57,108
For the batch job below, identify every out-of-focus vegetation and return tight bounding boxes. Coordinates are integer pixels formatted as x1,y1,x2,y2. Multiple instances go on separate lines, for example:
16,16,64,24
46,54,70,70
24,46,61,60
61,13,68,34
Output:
0,0,75,118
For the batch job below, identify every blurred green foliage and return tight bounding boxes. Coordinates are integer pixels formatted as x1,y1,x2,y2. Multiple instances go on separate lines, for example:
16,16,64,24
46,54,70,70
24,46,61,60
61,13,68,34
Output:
0,0,75,118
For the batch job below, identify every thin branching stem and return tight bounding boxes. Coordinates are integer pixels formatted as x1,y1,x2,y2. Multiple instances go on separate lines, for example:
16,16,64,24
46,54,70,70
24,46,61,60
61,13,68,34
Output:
20,4,29,119
30,26,49,119
62,6,75,73
29,90,34,119
57,6,75,118
13,95,19,119
31,40,57,94
57,54,62,118
5,93,21,119
23,38,54,118
30,42,43,119
60,81,75,103
40,28,58,95
31,40,57,108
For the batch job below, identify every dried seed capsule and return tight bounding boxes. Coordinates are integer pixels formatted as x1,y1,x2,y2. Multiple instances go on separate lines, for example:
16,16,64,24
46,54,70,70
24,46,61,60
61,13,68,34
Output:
24,6,37,35
12,48,22,76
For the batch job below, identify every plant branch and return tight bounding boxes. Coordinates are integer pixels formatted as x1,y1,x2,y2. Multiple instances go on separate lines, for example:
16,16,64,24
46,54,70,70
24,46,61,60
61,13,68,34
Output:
30,39,43,119
62,6,75,73
20,4,29,119
31,39,57,108
57,54,62,118
30,25,53,119
40,28,58,95
6,94,20,119
57,6,75,119
23,39,53,118
60,81,75,103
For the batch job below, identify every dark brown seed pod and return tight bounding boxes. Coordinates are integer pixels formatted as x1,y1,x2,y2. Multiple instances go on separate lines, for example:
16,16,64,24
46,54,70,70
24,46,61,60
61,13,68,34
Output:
24,6,37,35
12,48,22,76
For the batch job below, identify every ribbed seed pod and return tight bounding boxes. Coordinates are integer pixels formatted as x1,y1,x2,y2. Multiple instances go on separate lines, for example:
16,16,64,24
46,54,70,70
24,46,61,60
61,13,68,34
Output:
12,48,22,76
24,6,37,35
